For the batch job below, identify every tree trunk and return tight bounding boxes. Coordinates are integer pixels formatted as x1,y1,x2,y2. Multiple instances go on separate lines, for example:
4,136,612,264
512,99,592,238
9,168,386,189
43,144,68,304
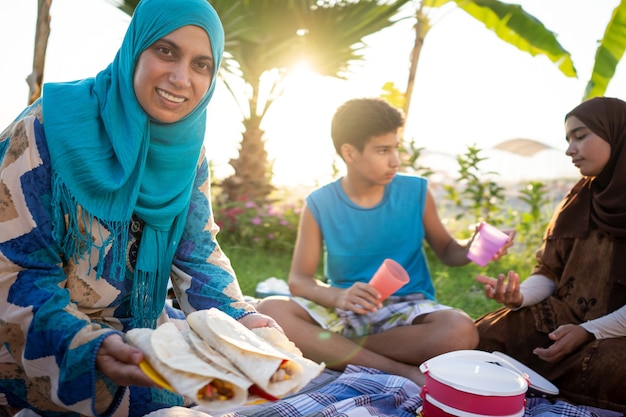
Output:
220,122,275,204
27,0,52,104
403,4,429,119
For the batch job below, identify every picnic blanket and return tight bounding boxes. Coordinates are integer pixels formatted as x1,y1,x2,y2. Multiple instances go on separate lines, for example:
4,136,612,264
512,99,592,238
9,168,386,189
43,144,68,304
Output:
14,366,622,417
198,365,621,417
222,366,419,417
139,365,626,417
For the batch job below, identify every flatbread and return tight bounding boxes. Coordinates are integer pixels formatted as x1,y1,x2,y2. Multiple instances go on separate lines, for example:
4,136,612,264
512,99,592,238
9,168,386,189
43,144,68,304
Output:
251,326,325,391
187,309,324,398
127,323,251,411
185,329,244,375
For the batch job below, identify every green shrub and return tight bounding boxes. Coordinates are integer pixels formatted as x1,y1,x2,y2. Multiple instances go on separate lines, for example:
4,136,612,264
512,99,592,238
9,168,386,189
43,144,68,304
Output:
213,196,301,253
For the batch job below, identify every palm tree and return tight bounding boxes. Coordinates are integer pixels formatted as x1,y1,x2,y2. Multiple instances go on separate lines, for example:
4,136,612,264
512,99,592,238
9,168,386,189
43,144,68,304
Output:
207,0,418,203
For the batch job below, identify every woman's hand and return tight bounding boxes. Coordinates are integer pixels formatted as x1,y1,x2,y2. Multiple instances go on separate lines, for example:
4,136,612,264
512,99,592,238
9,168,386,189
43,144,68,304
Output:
533,324,595,363
335,282,381,314
96,333,157,388
238,312,284,333
476,270,523,309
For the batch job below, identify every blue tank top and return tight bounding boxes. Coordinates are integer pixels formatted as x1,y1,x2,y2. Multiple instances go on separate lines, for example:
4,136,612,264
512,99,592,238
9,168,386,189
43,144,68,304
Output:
306,174,435,300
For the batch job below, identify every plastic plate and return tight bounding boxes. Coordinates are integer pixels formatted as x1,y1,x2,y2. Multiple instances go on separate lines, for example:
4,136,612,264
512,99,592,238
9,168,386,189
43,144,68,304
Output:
139,359,176,392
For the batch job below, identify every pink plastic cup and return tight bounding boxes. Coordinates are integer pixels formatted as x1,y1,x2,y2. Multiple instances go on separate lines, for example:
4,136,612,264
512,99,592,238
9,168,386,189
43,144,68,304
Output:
467,222,510,267
368,259,410,301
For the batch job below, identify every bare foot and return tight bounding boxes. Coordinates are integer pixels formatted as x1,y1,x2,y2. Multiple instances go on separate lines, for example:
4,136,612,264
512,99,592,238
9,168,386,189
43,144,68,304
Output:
397,366,425,387
409,368,426,387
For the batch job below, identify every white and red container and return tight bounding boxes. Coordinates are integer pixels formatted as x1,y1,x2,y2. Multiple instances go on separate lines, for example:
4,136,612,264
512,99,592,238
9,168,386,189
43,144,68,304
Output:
419,350,529,417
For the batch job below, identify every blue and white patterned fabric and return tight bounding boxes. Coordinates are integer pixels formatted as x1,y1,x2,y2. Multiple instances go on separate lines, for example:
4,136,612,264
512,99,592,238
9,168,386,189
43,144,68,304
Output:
0,104,255,416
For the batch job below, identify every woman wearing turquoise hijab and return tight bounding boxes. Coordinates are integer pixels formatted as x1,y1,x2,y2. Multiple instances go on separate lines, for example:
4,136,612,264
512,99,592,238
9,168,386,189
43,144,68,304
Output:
0,0,279,415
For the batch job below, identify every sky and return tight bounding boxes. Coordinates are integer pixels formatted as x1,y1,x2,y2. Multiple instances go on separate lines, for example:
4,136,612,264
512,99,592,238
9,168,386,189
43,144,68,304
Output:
1,0,624,187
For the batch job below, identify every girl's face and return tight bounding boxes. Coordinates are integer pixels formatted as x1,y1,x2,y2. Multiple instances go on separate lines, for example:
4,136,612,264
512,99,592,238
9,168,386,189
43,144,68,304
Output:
565,115,611,177
134,25,214,123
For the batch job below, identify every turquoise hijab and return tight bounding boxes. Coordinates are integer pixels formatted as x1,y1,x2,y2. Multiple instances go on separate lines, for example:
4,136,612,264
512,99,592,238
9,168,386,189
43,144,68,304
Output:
41,0,224,328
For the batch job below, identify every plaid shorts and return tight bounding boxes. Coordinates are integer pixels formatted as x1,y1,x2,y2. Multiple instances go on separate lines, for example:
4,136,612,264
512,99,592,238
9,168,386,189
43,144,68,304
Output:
292,294,452,338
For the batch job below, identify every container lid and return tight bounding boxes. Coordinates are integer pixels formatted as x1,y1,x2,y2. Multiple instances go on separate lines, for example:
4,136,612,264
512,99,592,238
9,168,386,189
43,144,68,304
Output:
491,351,559,396
422,358,528,396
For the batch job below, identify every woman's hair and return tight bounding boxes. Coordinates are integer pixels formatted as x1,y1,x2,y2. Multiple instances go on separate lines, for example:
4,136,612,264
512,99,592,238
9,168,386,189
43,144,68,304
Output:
331,98,405,155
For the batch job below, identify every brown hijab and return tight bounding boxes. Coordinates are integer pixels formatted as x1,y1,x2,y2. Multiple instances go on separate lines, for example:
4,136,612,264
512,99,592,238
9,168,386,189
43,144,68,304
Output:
545,97,626,283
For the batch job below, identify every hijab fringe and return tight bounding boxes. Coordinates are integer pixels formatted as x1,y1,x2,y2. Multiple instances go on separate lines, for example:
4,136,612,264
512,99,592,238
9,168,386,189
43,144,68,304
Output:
53,170,170,328
131,227,173,328
132,270,163,328
51,170,129,281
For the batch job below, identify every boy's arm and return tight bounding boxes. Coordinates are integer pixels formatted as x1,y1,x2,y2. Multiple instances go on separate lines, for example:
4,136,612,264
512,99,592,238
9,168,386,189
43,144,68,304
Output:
289,204,333,301
289,203,392,313
288,204,349,308
423,189,473,266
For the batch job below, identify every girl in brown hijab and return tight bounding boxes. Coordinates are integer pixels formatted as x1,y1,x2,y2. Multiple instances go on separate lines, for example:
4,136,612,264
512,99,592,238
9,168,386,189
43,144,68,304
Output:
475,96,626,412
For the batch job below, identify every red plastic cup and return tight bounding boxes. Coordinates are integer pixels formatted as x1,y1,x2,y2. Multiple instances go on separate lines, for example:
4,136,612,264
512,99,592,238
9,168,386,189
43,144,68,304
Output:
368,259,410,301
467,222,510,267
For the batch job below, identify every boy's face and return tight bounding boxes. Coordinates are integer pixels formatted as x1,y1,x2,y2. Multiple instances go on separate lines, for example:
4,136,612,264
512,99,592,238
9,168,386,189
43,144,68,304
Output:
344,131,401,185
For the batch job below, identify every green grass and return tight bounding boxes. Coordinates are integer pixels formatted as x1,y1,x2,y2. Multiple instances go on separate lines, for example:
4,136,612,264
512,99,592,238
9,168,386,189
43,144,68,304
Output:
222,243,536,320
223,245,294,296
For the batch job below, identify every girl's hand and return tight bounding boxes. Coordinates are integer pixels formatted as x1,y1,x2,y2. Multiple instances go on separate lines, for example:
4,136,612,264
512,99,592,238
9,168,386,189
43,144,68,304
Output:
476,270,523,308
533,324,595,363
335,282,381,314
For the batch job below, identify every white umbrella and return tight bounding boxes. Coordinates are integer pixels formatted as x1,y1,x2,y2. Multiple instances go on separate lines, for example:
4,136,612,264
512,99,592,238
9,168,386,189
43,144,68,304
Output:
493,138,556,157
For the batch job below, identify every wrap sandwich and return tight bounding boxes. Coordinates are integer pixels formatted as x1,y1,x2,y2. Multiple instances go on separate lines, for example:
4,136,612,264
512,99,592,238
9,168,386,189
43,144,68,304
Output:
187,308,325,398
185,327,284,403
251,325,325,390
127,322,252,411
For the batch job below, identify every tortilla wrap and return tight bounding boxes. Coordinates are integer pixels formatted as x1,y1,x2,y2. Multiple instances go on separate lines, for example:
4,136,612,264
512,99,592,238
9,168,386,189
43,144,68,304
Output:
185,329,284,403
127,323,251,411
187,309,324,398
185,329,245,376
251,326,325,389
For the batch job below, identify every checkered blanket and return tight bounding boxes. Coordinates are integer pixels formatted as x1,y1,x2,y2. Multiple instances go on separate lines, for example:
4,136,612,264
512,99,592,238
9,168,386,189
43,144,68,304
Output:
219,365,622,417
223,365,419,417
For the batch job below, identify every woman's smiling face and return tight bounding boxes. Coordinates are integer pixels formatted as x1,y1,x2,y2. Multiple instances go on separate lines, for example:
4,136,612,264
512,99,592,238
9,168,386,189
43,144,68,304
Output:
133,25,214,123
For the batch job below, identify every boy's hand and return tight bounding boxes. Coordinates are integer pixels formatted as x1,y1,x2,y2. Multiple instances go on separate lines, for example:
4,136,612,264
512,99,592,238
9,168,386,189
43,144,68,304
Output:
336,282,381,314
491,230,516,262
